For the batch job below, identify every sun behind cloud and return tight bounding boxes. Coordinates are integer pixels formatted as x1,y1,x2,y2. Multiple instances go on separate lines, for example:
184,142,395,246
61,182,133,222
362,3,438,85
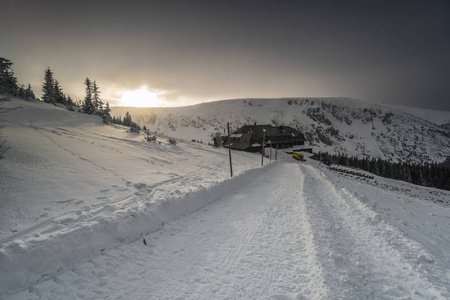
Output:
120,86,165,107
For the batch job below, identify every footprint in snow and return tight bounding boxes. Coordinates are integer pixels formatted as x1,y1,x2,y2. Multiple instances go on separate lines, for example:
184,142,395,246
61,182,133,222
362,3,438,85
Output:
56,198,76,204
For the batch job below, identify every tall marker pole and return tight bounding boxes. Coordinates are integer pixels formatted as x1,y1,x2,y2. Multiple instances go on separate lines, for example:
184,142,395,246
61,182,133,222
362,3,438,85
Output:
261,130,266,166
227,122,233,177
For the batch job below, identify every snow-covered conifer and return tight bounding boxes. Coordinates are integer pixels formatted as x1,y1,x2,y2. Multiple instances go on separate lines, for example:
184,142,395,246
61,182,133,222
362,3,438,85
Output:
123,111,132,126
92,80,101,113
66,96,75,111
25,84,35,99
82,77,95,114
42,67,55,104
102,102,112,124
0,58,19,96
53,79,65,104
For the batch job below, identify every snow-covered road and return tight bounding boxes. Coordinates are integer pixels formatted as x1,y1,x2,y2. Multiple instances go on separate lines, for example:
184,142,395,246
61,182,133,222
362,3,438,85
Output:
7,162,448,299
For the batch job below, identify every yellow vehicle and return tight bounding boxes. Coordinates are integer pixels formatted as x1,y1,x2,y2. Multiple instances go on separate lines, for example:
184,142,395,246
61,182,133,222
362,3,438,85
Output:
293,152,305,161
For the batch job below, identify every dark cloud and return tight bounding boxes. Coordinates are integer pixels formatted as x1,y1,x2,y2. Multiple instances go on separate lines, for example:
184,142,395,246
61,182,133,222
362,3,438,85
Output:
1,0,449,110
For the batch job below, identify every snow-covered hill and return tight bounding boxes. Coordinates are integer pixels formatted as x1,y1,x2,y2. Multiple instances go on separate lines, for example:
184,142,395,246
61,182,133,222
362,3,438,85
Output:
385,103,450,125
1,96,450,298
112,98,450,164
0,96,262,294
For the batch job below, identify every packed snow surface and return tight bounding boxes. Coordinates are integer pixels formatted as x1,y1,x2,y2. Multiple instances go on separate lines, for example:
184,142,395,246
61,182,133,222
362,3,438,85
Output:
1,97,450,299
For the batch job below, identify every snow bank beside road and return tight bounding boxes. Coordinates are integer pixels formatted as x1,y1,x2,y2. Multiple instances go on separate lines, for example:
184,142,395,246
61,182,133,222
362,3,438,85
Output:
0,97,270,295
0,163,275,295
6,161,450,299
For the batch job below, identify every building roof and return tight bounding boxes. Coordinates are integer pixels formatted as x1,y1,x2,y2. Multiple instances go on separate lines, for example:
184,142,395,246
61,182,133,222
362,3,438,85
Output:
234,125,304,140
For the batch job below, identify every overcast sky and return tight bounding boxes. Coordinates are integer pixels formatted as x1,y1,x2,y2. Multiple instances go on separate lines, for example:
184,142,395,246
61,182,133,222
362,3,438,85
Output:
1,0,449,109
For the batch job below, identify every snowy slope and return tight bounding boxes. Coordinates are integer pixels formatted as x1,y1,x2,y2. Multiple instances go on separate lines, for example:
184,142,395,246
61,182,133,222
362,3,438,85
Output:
1,96,450,298
384,103,450,125
0,97,262,294
112,98,450,164
0,97,262,236
3,159,450,299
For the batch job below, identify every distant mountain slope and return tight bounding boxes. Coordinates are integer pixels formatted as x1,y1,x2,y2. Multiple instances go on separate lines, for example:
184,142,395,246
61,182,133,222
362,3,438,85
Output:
384,104,450,125
441,123,450,131
111,98,450,164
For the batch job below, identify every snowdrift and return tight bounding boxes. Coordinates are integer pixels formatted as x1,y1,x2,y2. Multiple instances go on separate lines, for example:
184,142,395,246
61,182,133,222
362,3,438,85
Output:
0,161,276,294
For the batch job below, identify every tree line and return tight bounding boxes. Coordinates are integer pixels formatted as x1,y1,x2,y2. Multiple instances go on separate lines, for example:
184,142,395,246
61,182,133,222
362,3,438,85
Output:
1,56,117,125
42,67,113,125
1,57,144,161
319,152,450,191
0,57,35,99
111,111,141,133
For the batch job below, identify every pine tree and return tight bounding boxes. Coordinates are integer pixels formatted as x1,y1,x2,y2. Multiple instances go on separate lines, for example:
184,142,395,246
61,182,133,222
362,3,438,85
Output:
66,95,75,111
53,80,63,104
377,158,385,177
416,165,423,185
53,79,66,104
1,70,19,96
123,111,132,126
92,80,101,113
101,102,112,124
42,67,55,103
0,58,15,94
112,116,122,125
0,58,12,74
25,84,35,99
403,163,412,183
17,84,26,98
370,158,379,175
82,77,95,114
385,161,393,178
130,122,141,133
319,151,450,191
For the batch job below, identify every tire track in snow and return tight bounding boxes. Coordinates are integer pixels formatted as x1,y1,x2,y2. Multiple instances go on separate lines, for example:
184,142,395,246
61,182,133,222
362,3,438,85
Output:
188,162,328,299
300,164,447,299
135,162,328,299
9,163,328,299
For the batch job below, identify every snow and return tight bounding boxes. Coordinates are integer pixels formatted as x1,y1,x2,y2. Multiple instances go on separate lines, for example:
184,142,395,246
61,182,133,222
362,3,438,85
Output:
384,104,450,125
1,97,450,299
111,97,450,164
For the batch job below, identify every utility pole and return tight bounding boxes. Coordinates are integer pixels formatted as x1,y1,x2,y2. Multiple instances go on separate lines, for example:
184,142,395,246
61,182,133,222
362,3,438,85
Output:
227,122,233,177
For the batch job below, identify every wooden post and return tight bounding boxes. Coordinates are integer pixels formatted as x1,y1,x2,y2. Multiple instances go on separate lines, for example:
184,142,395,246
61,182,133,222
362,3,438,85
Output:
261,130,265,166
227,122,233,177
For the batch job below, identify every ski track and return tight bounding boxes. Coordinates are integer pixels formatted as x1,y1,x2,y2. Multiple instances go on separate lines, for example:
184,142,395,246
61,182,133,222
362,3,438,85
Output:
0,120,228,244
301,164,447,299
3,162,448,299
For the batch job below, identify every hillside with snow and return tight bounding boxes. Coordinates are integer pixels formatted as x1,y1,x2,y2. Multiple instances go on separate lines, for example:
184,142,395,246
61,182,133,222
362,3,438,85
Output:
112,98,450,164
1,96,450,299
385,104,450,126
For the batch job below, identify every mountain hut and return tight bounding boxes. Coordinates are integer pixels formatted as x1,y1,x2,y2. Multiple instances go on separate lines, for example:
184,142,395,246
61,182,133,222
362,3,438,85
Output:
222,124,305,152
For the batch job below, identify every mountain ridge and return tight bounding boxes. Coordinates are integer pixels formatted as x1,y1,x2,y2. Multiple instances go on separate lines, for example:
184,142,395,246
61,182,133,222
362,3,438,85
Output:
111,98,450,164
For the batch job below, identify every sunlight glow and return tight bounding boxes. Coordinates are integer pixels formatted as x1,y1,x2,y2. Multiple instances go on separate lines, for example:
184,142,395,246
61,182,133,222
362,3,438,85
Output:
120,86,164,107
